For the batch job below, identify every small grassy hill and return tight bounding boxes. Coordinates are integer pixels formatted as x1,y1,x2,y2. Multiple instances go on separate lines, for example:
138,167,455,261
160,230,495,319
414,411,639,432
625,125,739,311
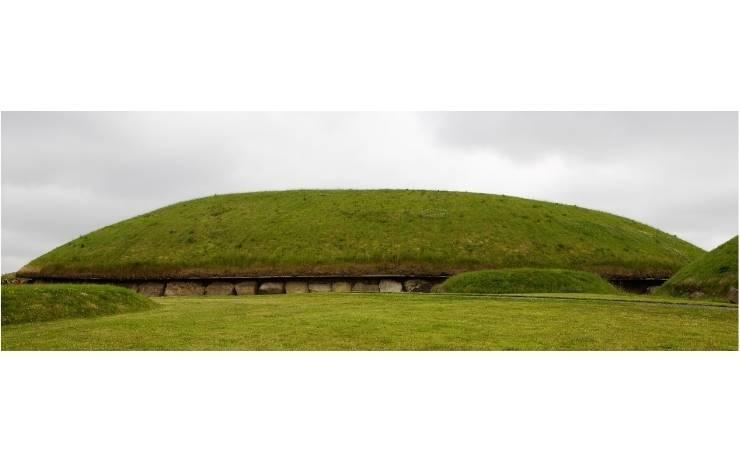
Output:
435,268,619,294
1,284,157,325
18,190,703,280
656,236,738,300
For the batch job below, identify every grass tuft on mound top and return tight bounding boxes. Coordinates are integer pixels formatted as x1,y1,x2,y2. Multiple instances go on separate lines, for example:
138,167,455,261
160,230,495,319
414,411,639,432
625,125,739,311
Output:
656,236,738,300
436,268,620,295
18,190,703,280
1,284,157,325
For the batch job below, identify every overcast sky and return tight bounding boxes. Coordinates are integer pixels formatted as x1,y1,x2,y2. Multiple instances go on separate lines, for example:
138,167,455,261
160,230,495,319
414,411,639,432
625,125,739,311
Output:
1,112,737,273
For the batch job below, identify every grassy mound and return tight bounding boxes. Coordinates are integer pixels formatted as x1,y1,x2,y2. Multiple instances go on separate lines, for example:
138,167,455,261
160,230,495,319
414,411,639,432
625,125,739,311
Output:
435,268,619,294
1,284,157,325
656,236,738,299
18,190,703,280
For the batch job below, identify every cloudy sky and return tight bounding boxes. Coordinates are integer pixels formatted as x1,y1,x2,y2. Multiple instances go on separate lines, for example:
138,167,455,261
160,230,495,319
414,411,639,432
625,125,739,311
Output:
1,112,737,273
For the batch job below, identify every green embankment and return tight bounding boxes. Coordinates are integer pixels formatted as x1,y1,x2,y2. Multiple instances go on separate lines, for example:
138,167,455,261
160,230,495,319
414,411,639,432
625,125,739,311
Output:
1,284,157,325
657,236,738,300
436,268,619,294
2,293,736,350
18,190,703,279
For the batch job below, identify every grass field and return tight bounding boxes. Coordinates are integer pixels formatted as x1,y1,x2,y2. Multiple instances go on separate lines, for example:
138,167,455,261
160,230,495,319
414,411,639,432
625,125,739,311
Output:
2,293,736,351
19,190,703,279
436,268,619,294
657,235,738,299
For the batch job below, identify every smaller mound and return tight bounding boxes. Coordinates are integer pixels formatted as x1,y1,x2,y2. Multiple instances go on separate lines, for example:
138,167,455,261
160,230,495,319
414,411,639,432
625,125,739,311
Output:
436,268,619,294
1,284,157,325
657,236,738,300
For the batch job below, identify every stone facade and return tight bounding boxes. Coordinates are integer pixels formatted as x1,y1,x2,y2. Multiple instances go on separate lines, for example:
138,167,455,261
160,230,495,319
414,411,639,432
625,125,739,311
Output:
138,282,165,296
352,281,380,292
165,281,205,296
332,281,352,292
404,279,432,293
258,281,285,294
95,277,441,297
308,282,332,293
205,281,235,295
379,279,403,292
235,281,257,295
285,281,309,293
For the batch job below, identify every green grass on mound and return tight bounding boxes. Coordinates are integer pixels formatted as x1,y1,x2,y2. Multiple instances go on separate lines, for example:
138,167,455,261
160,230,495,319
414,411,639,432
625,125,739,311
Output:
657,236,738,300
19,190,703,280
2,293,736,350
436,268,619,294
1,284,156,325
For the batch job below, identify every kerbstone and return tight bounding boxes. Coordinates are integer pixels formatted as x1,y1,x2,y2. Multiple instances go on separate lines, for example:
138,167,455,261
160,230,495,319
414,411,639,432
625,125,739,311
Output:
728,287,738,304
259,281,285,294
165,281,205,296
308,282,332,293
332,281,352,292
379,279,403,292
352,281,379,292
138,282,164,297
286,281,309,293
205,281,235,295
404,279,433,293
235,281,257,295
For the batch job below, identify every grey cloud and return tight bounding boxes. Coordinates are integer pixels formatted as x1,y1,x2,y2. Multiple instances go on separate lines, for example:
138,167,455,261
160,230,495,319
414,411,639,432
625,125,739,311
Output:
1,112,737,272
423,112,737,161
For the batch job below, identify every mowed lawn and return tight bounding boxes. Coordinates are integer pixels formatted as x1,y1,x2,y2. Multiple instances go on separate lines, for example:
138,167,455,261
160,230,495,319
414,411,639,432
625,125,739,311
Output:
2,293,736,351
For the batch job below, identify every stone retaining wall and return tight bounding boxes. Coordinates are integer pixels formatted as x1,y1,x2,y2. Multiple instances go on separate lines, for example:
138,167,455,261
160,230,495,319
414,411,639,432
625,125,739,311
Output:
104,277,443,297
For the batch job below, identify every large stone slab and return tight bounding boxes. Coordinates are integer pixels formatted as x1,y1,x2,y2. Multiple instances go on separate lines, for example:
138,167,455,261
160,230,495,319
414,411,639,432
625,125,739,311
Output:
235,281,257,295
205,281,235,295
352,281,379,292
379,279,403,292
404,279,433,293
258,281,285,294
165,281,205,296
728,287,738,304
138,282,164,297
308,282,332,293
285,281,309,293
332,281,352,292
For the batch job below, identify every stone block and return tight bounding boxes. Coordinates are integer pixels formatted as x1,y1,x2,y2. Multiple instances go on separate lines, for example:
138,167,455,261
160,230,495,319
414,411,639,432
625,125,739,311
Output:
258,281,285,294
308,282,332,292
404,279,433,293
379,279,403,292
164,281,205,296
332,281,352,292
285,281,309,293
138,282,164,297
352,281,379,292
728,287,738,304
205,281,235,295
235,281,257,295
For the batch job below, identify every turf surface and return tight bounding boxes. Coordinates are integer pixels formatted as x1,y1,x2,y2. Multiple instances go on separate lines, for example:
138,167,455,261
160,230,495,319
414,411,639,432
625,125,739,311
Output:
657,235,738,300
2,293,735,351
1,284,156,325
19,190,703,279
436,268,618,294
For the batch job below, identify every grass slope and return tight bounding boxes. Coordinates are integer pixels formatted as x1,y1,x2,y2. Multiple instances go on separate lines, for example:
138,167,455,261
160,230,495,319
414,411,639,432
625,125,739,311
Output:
657,236,738,299
436,268,619,294
1,284,156,325
19,190,703,279
2,293,735,350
